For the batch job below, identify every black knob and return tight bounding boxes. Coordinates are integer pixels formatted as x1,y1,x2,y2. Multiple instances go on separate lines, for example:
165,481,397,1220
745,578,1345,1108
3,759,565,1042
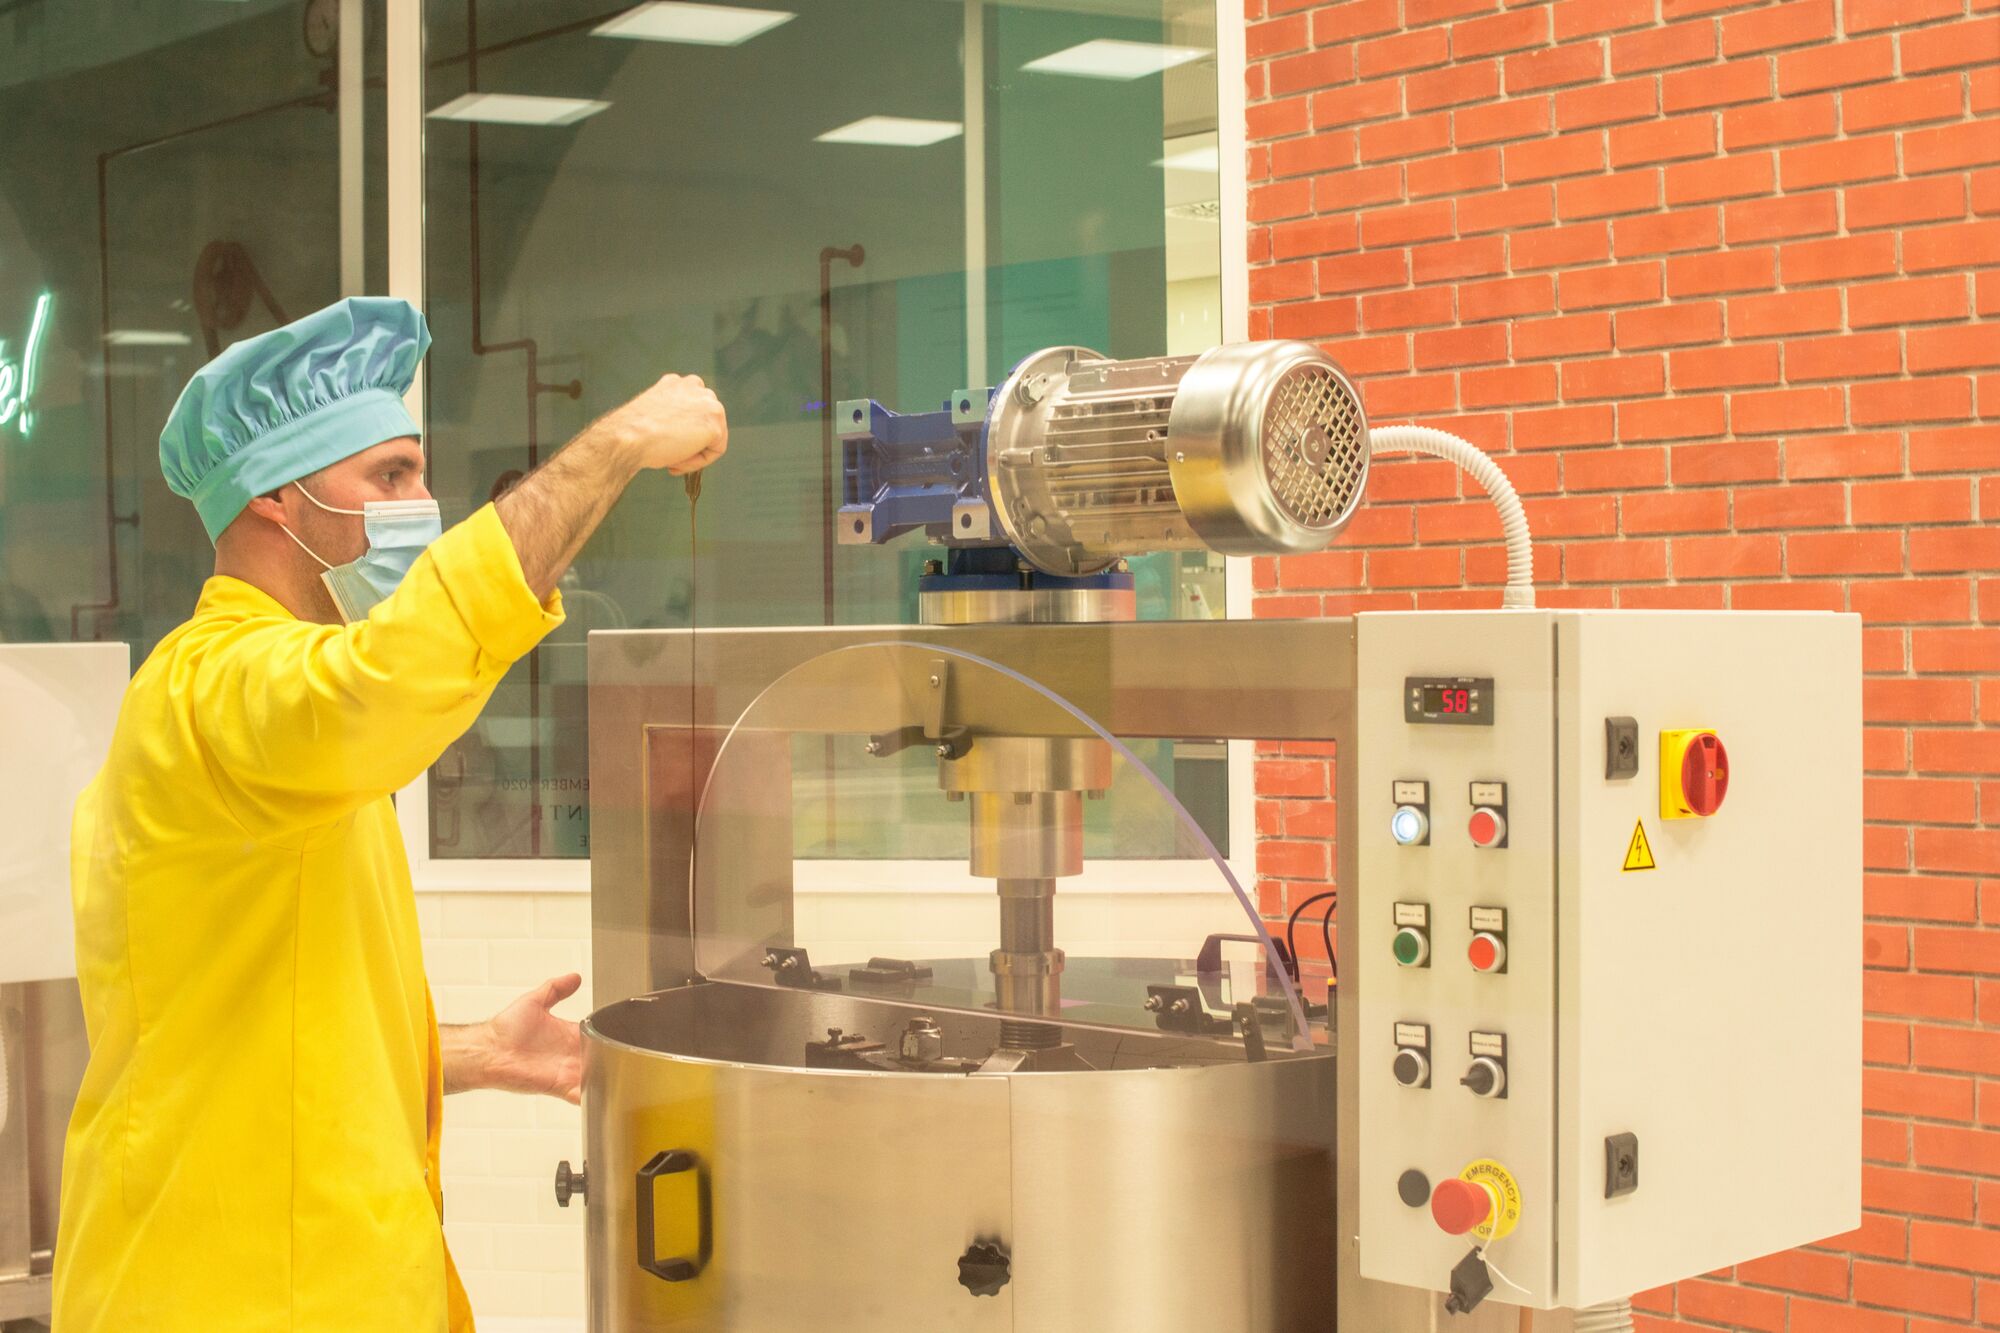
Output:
554,1159,587,1207
1392,1048,1429,1088
1397,1169,1431,1208
1461,1058,1503,1098
957,1241,1011,1297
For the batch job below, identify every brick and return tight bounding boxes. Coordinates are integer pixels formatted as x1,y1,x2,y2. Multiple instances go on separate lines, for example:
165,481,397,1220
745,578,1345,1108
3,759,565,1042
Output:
1507,43,1608,96
1514,223,1612,272
1723,0,1837,55
1413,325,1509,370
1867,870,1980,919
1903,17,2000,75
1866,1067,1977,1119
1619,394,1729,441
1786,430,1901,479
1677,1277,1786,1330
1666,152,1776,205
1563,353,1666,400
1369,546,1465,588
1336,333,1414,376
1915,1026,2000,1080
1505,132,1609,184
1672,528,1784,576
1737,1247,1852,1298
1364,373,1457,417
1611,21,1719,75
1515,313,1614,361
1617,115,1723,171
1411,235,1508,282
1853,379,1977,427
1461,274,1556,321
1312,0,1400,42
1245,15,1308,59
1724,93,1838,150
1672,438,1781,484
1556,78,1660,131
1850,276,1973,329
1311,81,1402,129
1623,489,1731,534
1358,112,1452,163
1256,759,1327,797
1912,326,2000,375
1916,924,2000,970
1847,177,1969,232
1454,97,1551,148
1271,215,1359,262
1460,363,1559,408
1409,147,1502,199
1724,191,1840,246
1358,289,1452,337
1844,73,1969,134
1670,343,1782,390
1268,48,1355,98
1911,425,2000,473
1846,0,1962,31
1317,250,1410,294
1273,297,1360,340
1785,333,1903,385
1623,583,1726,609
1854,478,1975,526
1455,184,1557,235
1850,581,1974,625
1618,300,1725,350
1867,971,1978,1024
1908,221,2000,274
1315,164,1404,211
1557,169,1664,220
1907,122,2000,175
1667,247,1777,298
1736,479,1846,527
1779,234,1899,286
1406,59,1501,113
1453,6,1549,57
1791,531,1905,576
1406,0,1497,21
1911,527,2000,572
1272,132,1360,178
1249,178,1314,224
1515,405,1617,450
1250,259,1316,304
1553,0,1653,39
1915,626,2000,672
1561,261,1665,310
1728,288,1842,338
1359,200,1456,248
1614,208,1721,257
1357,28,1450,79
1247,97,1311,142
1663,57,1772,112
1777,35,1895,95
1781,134,1900,190
1567,538,1669,582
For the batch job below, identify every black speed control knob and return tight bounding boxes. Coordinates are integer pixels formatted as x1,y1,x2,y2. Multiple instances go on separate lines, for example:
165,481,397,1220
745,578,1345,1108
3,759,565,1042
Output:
957,1241,1012,1297
1461,1057,1506,1099
554,1159,586,1207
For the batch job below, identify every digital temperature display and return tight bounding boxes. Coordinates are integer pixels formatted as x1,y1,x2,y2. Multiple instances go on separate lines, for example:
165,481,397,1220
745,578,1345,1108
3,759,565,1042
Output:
1406,676,1495,726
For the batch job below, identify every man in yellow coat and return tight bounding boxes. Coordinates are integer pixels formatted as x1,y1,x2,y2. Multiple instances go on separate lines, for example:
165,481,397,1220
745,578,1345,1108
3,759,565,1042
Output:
54,297,727,1330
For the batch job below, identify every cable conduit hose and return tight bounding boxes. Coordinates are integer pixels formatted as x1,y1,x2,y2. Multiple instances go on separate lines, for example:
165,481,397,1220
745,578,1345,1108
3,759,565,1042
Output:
1573,1298,1636,1332
1368,425,1535,609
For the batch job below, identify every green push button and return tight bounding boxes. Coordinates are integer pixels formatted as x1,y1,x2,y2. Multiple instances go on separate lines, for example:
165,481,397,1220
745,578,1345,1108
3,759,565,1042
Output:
1393,927,1429,967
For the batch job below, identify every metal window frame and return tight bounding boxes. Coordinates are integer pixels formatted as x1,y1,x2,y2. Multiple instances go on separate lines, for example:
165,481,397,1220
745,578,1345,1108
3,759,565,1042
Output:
392,0,1253,896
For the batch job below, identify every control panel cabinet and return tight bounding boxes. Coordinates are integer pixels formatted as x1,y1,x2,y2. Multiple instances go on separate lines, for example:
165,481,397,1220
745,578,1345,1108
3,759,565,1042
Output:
1356,610,1861,1310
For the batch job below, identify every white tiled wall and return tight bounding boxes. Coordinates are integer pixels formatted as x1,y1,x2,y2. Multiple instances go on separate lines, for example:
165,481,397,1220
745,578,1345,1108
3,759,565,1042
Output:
417,891,593,1331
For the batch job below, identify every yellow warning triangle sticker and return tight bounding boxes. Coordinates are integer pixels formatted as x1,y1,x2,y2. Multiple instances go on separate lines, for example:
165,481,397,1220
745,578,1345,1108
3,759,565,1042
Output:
1622,820,1657,873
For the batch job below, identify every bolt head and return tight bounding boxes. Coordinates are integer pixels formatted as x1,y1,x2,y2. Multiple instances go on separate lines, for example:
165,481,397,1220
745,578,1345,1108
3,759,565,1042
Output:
1168,998,1191,1013
936,743,953,758
1143,995,1164,1012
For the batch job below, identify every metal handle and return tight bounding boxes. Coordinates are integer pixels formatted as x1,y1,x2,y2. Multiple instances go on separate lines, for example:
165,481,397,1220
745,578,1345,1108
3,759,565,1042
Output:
636,1149,711,1283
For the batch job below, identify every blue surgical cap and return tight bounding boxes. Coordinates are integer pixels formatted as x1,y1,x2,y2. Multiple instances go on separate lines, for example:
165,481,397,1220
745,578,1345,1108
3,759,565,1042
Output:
160,296,432,543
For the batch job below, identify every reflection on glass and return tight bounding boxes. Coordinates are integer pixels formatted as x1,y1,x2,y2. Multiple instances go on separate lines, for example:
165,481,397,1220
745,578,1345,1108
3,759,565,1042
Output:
0,2,389,656
422,0,1223,859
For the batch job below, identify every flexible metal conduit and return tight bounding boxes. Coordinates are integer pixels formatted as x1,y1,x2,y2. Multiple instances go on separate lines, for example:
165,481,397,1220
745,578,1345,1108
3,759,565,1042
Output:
1573,1297,1636,1332
1369,424,1535,609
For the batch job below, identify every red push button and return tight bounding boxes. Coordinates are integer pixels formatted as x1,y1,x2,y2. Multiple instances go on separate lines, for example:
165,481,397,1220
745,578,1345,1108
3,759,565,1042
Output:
1680,732,1729,816
1431,1178,1494,1236
1468,807,1506,849
1468,932,1506,973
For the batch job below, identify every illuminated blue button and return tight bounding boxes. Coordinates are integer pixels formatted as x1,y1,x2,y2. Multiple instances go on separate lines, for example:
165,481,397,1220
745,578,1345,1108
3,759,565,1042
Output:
1391,805,1429,846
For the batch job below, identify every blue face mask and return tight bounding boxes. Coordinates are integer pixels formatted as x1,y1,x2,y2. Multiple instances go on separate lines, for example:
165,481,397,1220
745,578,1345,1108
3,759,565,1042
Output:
280,483,443,623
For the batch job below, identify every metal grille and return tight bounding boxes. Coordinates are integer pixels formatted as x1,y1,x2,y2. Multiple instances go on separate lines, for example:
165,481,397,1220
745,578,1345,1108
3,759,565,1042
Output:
1260,364,1366,528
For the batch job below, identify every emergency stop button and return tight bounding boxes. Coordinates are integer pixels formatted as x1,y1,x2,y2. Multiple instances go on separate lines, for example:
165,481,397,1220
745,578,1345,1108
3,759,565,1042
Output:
1661,729,1729,820
1430,1178,1494,1236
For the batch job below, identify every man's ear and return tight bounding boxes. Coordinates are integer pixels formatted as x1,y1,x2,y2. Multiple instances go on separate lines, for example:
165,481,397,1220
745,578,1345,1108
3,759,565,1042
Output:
243,490,289,525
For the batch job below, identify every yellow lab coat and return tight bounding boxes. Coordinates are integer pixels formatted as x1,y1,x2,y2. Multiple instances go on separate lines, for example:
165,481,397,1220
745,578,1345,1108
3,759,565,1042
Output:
55,504,562,1331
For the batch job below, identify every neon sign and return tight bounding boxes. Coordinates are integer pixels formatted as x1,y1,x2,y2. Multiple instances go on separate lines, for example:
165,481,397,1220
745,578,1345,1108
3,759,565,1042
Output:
0,293,53,438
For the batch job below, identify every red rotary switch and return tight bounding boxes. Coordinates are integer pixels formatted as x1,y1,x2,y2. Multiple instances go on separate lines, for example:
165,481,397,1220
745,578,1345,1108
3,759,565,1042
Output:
1679,732,1729,816
1468,807,1506,849
1430,1178,1494,1236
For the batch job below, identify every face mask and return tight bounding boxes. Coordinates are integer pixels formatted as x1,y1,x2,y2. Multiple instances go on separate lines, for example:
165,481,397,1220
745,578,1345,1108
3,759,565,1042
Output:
279,483,443,623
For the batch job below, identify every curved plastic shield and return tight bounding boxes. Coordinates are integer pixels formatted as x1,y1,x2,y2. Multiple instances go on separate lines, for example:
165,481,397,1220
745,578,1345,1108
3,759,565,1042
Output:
690,641,1310,1051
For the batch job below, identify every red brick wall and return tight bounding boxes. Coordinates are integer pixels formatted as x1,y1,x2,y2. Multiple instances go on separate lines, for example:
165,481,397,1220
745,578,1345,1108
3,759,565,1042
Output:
1243,0,1999,1327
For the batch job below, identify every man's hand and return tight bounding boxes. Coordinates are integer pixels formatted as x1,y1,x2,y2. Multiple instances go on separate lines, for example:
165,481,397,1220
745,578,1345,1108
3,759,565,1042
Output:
443,973,585,1104
599,373,729,476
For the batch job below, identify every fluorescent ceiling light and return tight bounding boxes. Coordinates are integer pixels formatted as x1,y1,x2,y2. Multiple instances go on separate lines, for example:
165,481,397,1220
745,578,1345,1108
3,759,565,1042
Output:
593,2,794,45
816,116,962,147
1156,144,1219,172
104,330,193,347
427,92,610,127
1023,39,1209,81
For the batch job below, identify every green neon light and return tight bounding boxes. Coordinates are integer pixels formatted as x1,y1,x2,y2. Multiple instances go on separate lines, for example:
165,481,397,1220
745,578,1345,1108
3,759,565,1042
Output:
0,292,51,438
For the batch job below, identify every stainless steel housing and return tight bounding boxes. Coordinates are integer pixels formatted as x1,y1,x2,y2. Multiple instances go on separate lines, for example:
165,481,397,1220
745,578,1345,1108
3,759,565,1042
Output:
982,342,1369,576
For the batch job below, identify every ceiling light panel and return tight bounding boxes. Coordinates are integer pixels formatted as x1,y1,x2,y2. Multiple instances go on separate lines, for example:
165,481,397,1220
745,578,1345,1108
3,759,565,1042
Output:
816,117,963,147
427,93,610,127
1023,39,1209,81
593,2,794,45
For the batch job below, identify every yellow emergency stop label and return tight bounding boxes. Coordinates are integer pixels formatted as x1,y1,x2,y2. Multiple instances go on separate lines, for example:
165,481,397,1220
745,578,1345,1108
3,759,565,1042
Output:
1460,1158,1522,1242
1623,820,1657,872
